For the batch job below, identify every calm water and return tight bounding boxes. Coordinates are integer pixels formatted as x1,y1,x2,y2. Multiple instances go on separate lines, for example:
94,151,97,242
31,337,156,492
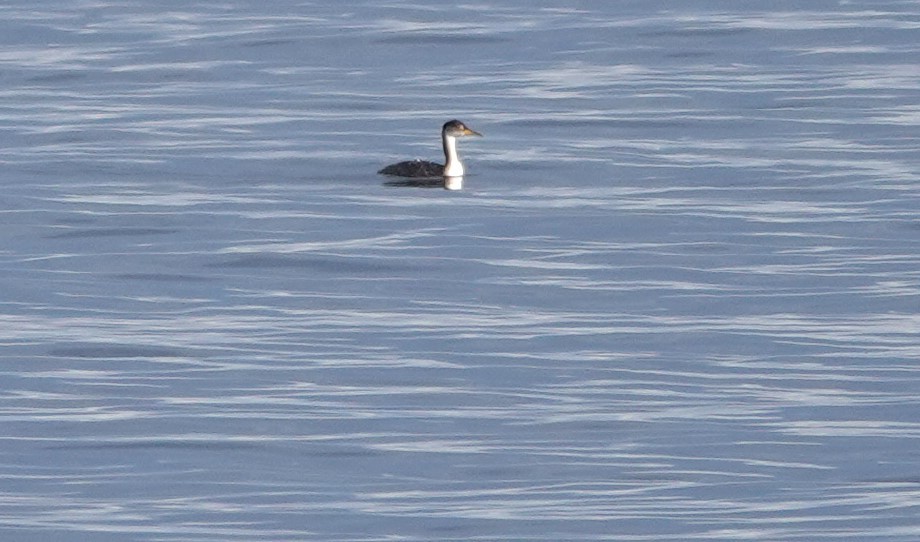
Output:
2,1,919,541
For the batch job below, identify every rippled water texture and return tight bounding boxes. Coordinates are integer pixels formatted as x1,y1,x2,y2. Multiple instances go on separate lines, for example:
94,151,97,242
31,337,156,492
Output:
2,1,919,541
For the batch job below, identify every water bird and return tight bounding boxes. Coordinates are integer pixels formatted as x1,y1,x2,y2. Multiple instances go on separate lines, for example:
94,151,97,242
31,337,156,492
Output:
378,120,482,178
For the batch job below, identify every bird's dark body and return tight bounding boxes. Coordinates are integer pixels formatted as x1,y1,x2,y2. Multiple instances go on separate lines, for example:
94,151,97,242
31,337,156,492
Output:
377,159,445,178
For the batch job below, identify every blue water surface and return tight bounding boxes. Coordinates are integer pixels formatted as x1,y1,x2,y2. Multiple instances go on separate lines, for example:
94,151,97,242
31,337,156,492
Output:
1,1,919,541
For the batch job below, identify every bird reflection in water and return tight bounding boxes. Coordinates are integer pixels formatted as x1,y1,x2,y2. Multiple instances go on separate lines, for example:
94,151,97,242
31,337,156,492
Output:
383,176,464,191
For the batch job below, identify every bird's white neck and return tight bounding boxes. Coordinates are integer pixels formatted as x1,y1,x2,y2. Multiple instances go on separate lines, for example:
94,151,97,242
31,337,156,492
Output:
442,134,464,177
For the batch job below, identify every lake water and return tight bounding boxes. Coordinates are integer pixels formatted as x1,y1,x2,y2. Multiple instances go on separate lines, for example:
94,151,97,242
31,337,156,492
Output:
2,1,919,541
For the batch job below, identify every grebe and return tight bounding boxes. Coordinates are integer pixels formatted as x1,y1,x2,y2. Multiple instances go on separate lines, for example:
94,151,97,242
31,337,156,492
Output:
378,120,482,178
